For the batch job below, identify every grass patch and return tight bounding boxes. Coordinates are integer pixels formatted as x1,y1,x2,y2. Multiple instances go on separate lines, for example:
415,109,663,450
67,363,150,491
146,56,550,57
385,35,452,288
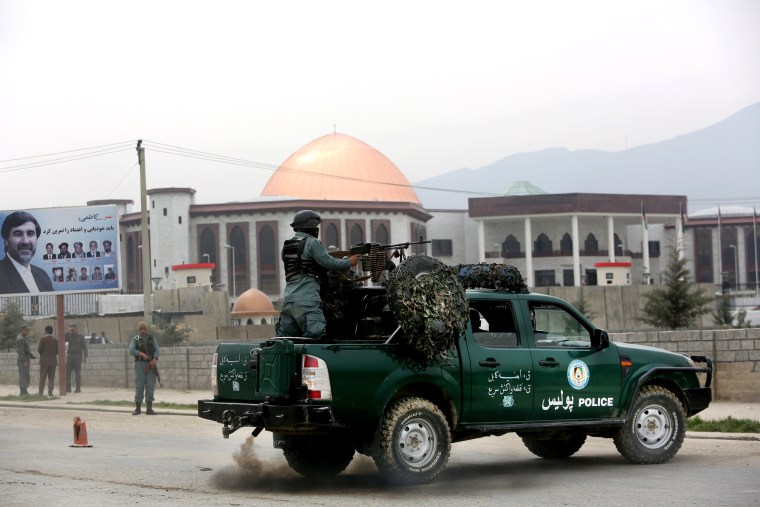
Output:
80,400,196,410
0,395,195,410
687,416,760,433
0,394,56,401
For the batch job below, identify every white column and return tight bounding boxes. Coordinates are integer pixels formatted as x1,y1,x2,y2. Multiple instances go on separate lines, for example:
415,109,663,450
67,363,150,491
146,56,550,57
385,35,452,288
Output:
572,215,580,286
524,217,533,288
607,216,615,262
737,227,746,285
477,220,485,263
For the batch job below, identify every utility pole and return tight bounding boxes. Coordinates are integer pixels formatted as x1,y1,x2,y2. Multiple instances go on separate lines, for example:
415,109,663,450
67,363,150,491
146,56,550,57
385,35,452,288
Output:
137,140,152,323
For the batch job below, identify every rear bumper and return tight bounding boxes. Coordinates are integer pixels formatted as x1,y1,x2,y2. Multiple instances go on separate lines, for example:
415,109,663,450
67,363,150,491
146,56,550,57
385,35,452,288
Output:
197,399,334,436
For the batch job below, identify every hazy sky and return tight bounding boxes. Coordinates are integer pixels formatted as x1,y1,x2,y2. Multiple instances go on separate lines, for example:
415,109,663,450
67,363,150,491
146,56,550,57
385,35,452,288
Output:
1,0,758,211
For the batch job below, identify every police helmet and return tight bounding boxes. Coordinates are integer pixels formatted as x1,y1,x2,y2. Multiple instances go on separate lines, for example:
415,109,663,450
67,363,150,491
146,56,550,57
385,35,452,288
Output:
290,210,321,229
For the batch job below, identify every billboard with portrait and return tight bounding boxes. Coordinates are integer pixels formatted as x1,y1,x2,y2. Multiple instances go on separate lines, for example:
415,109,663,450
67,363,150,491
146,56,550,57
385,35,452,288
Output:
0,205,120,296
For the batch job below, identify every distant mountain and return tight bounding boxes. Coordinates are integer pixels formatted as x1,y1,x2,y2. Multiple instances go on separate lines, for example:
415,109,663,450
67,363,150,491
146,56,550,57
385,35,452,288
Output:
414,102,760,211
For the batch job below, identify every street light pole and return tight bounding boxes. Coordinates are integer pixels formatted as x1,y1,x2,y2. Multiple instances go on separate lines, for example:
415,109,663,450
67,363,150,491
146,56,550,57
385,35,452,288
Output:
225,244,236,301
729,244,738,290
202,253,210,263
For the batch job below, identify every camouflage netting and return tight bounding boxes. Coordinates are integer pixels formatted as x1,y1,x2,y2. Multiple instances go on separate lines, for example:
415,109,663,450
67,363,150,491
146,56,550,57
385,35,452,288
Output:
386,255,469,359
455,263,529,293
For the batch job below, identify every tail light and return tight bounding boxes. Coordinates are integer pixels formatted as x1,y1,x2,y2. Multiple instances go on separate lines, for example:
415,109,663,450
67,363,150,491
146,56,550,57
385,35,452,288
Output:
211,352,218,397
301,354,332,400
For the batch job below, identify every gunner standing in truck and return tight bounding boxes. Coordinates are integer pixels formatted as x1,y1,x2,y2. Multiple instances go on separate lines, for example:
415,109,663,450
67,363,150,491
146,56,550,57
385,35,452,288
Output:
276,210,360,340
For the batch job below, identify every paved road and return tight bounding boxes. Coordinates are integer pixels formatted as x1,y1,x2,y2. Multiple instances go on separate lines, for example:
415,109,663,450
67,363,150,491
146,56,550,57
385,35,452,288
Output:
1,397,759,506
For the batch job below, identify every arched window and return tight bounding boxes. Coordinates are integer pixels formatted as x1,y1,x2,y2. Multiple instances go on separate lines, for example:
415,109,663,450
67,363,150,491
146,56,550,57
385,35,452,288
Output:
258,224,277,294
560,233,572,256
746,228,759,289
534,233,552,256
199,227,217,283
229,226,249,295
584,233,598,255
375,223,389,245
325,223,340,249
350,223,364,245
503,235,520,256
614,233,624,256
127,236,137,292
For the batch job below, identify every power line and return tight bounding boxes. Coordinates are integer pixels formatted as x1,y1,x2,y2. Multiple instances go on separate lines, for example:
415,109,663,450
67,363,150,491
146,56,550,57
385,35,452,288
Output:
2,140,758,204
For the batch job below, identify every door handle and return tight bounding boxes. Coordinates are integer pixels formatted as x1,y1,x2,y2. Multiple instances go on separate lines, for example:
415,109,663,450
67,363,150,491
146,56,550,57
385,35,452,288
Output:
539,358,560,367
479,359,501,367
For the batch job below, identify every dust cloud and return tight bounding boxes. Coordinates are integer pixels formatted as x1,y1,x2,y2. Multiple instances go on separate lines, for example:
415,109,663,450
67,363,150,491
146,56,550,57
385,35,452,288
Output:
210,434,385,491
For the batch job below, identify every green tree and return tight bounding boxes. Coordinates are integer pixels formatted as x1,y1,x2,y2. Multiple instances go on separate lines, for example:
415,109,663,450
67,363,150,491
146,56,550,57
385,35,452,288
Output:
573,288,597,322
154,320,190,347
642,247,713,330
0,302,29,352
713,296,753,328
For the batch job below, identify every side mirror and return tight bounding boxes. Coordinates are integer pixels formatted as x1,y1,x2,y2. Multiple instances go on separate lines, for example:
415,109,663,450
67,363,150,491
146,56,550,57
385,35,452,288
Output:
592,329,609,350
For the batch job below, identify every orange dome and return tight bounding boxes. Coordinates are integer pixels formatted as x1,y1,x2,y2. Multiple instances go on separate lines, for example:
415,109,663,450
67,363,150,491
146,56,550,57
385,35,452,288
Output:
261,133,421,204
231,288,278,317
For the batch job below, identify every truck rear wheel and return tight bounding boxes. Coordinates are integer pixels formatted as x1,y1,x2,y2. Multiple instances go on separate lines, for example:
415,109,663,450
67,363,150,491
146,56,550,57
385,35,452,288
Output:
374,397,451,485
613,385,685,464
282,436,355,477
521,433,586,459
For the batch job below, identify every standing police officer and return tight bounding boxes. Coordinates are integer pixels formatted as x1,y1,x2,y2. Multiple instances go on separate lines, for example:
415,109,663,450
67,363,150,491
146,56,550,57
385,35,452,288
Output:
65,323,88,393
16,324,35,396
128,321,160,415
276,210,360,340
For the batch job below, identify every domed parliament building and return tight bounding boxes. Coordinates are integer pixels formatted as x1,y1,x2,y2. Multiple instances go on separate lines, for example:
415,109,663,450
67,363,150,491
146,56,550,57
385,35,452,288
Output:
99,132,757,305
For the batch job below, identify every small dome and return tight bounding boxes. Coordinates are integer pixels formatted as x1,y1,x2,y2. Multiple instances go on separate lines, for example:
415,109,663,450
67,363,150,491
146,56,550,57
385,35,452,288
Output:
231,288,277,317
261,133,421,204
502,181,546,196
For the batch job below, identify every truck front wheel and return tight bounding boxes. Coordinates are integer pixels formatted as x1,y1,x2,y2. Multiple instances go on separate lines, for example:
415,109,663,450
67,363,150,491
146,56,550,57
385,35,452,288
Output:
374,397,451,485
282,436,355,477
613,385,686,464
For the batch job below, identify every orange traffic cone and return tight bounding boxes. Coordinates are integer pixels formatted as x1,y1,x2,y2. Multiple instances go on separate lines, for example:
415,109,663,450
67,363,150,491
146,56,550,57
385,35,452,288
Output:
71,416,92,447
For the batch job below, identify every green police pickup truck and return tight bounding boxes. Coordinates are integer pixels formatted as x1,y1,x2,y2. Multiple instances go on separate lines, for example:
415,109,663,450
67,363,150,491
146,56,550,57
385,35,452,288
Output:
198,256,712,485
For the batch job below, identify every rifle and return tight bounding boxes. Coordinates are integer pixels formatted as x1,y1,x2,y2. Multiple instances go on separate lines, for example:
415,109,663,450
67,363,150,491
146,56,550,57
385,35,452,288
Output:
349,239,431,281
144,360,163,388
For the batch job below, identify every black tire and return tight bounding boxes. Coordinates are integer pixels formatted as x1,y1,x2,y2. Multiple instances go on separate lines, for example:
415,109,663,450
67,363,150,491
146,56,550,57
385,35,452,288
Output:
521,433,586,459
374,397,451,485
282,436,355,477
613,385,686,464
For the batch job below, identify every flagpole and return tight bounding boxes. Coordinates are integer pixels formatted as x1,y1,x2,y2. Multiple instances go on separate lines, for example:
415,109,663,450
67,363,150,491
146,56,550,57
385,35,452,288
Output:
718,206,723,288
677,202,684,259
754,205,758,295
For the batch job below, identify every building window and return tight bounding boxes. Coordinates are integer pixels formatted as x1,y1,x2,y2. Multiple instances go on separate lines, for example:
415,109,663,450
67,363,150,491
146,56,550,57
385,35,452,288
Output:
178,216,182,224
534,233,553,257
534,269,556,287
694,228,713,283
350,223,364,246
432,239,453,256
375,223,390,245
584,233,598,255
163,208,167,216
325,223,340,249
560,233,573,256
503,235,520,257
187,276,196,284
258,224,278,295
648,240,660,258
563,269,574,286
614,233,624,256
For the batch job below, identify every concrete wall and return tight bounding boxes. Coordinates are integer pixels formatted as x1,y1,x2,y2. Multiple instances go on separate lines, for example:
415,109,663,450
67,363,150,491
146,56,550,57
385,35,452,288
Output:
2,328,757,402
